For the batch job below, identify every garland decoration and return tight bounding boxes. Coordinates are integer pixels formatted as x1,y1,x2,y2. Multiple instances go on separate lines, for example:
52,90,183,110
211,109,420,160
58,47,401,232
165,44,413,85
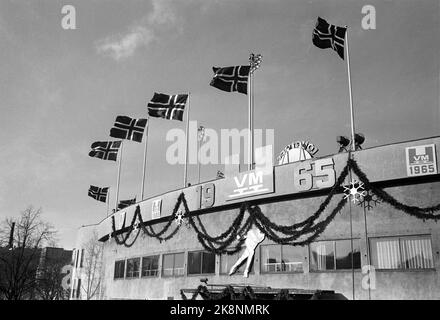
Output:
108,155,440,251
348,158,440,221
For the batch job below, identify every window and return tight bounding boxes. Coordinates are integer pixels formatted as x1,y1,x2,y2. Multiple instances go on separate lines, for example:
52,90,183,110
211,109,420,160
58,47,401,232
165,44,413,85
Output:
261,244,304,273
188,251,215,275
126,258,141,278
220,250,248,274
310,239,361,271
162,253,185,277
80,249,84,268
142,255,159,277
370,235,434,270
75,250,79,268
76,279,81,299
114,260,125,279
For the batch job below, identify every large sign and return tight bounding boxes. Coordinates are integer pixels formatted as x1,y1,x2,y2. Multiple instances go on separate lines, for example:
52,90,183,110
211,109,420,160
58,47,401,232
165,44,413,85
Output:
225,145,274,201
405,144,437,177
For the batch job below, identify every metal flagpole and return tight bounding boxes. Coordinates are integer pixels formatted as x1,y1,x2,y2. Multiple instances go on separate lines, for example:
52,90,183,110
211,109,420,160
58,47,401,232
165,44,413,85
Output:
115,140,123,211
140,119,150,200
248,60,253,171
106,187,110,217
345,26,356,300
183,93,191,187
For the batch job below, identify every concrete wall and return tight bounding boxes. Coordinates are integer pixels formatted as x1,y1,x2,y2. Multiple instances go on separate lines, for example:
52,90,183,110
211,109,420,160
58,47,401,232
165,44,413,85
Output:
80,136,440,299
101,180,440,300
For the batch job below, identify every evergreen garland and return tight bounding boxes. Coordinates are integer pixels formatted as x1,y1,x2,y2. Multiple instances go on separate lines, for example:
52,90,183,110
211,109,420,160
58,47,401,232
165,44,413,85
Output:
108,156,440,251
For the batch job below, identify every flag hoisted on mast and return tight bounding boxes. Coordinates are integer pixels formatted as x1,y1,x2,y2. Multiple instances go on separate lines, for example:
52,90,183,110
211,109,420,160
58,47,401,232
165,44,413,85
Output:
115,140,123,212
141,118,150,201
248,53,263,170
183,93,191,187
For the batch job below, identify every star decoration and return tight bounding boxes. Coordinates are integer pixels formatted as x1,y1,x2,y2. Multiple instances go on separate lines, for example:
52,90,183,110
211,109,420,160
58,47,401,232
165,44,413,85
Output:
174,209,189,227
343,180,367,203
133,221,140,230
358,190,380,210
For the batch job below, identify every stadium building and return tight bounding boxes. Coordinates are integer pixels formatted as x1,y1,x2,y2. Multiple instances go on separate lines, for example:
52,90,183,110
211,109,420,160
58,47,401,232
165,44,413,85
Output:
71,136,440,300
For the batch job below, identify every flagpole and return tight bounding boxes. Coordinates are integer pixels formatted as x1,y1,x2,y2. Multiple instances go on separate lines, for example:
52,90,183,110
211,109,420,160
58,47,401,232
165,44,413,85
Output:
345,26,356,300
106,187,110,217
183,93,190,187
115,140,123,211
141,119,149,200
248,58,253,171
345,27,356,150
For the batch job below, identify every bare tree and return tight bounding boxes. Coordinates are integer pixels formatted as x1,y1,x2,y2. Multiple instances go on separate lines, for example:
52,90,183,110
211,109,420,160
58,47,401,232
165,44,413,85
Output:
0,206,57,300
35,250,71,300
80,230,103,300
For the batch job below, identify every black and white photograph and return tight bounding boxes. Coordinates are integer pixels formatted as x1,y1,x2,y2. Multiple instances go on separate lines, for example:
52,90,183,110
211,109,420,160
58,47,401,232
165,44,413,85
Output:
0,0,439,308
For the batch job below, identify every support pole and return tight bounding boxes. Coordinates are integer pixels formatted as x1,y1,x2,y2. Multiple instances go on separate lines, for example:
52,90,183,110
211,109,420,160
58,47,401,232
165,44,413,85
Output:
141,119,150,200
248,65,253,171
183,93,191,187
345,27,356,300
106,187,110,218
115,140,123,211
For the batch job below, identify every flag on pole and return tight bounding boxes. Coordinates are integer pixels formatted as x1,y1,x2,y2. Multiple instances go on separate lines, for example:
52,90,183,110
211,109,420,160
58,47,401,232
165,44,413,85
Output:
110,116,147,143
312,17,347,60
117,197,136,210
88,141,122,161
147,93,188,121
210,66,250,94
88,185,109,203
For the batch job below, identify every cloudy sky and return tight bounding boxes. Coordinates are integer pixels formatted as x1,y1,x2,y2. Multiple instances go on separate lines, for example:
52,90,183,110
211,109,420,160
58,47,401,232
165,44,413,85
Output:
0,0,438,249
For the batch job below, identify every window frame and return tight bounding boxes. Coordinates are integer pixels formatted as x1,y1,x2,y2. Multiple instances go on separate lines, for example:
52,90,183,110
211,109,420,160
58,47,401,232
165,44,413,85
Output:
162,252,185,277
187,250,216,276
114,260,126,280
369,234,435,271
260,244,304,274
141,255,160,278
125,257,141,279
309,238,361,272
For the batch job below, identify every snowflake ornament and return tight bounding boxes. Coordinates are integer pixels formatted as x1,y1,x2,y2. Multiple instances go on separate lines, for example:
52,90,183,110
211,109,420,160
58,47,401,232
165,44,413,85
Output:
358,190,380,210
174,209,188,227
343,180,367,203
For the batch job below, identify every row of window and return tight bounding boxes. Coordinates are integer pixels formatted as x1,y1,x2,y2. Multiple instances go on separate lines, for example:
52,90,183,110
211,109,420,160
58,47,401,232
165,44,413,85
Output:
113,235,435,279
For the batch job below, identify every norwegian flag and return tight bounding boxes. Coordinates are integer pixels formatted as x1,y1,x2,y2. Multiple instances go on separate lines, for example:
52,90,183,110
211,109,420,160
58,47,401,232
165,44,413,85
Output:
110,116,147,143
88,185,109,203
88,141,121,161
117,197,136,210
210,65,250,94
147,93,188,121
312,17,347,60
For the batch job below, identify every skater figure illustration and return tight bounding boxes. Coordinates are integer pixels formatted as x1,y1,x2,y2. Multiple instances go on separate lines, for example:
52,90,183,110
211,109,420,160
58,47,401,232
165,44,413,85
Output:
229,225,265,278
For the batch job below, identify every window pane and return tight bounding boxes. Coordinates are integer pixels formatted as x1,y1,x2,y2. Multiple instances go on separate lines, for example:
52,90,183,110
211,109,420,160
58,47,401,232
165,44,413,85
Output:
401,236,433,269
370,238,401,269
188,251,202,275
220,250,247,274
310,241,334,271
261,245,281,272
162,254,174,276
174,253,184,276
142,256,159,277
202,252,215,274
114,260,124,279
281,246,303,272
336,239,361,270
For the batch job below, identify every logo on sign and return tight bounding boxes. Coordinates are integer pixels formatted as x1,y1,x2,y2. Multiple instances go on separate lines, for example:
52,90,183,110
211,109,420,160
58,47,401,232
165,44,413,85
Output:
152,199,162,219
226,145,274,201
228,170,272,199
405,144,437,177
